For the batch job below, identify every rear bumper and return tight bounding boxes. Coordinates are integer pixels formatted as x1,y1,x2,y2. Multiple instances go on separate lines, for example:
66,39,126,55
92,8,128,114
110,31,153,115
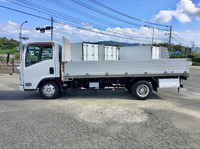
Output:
19,85,24,91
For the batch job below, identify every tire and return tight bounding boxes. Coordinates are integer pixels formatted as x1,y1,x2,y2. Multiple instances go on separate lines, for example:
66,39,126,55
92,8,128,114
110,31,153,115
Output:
131,80,152,100
39,81,60,99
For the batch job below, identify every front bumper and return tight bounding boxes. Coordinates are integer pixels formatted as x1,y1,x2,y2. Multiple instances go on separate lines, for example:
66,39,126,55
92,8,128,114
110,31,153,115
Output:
19,85,24,91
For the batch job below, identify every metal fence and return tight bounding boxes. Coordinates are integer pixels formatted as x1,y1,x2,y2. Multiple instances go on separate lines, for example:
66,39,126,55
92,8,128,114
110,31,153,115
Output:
0,58,20,74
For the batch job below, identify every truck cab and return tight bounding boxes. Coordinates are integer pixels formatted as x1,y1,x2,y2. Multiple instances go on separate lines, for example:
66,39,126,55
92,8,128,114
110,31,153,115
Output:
19,42,61,94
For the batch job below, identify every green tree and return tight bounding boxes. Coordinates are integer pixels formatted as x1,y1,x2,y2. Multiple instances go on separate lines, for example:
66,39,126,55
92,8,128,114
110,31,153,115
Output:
153,42,189,53
0,37,19,54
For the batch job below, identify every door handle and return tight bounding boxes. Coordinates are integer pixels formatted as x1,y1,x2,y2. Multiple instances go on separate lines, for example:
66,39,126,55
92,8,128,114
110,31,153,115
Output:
49,67,54,74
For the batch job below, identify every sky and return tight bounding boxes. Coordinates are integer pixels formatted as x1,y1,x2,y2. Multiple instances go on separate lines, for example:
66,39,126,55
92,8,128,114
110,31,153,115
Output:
0,0,200,47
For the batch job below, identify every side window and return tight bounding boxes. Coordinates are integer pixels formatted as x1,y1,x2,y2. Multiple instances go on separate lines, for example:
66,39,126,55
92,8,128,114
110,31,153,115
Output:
25,44,52,67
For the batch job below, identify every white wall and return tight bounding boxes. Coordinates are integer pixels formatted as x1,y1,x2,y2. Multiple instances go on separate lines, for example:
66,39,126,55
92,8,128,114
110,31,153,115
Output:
120,46,152,60
70,43,82,61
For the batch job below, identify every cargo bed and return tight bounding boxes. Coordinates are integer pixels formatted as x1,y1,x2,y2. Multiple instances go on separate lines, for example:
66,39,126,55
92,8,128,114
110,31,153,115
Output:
62,59,189,81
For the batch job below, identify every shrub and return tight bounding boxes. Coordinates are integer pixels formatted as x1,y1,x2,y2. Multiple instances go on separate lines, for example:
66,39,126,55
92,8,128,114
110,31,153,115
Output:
14,52,20,60
0,48,17,54
192,62,200,66
0,56,6,64
169,54,186,58
194,57,200,63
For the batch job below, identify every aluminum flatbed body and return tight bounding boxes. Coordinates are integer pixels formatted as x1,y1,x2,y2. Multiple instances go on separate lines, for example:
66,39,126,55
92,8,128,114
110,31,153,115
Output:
62,59,189,81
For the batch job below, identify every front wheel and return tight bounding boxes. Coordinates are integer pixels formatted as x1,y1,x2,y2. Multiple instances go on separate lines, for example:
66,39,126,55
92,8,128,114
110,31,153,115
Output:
131,80,152,100
39,81,60,99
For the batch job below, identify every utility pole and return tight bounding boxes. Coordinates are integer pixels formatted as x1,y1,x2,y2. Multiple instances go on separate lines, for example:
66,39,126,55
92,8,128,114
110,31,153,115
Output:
169,26,172,45
19,21,28,61
191,41,194,50
51,17,53,41
35,17,54,41
152,27,155,45
166,25,172,52
191,41,196,54
143,25,156,45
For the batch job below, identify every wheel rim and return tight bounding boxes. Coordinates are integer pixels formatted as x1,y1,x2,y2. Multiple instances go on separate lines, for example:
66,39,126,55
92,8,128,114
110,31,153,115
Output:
136,84,150,98
42,84,56,97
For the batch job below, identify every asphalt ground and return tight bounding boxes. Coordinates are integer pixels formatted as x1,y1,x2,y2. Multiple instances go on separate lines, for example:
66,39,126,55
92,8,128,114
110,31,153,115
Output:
0,66,200,149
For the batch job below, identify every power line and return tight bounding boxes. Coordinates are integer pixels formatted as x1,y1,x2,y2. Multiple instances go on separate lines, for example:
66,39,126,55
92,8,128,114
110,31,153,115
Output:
174,36,186,43
8,0,157,40
0,2,167,43
70,0,143,27
88,0,169,28
0,4,50,21
10,0,140,39
0,4,148,42
172,33,188,43
46,0,161,37
46,0,118,28
46,0,168,33
13,0,106,30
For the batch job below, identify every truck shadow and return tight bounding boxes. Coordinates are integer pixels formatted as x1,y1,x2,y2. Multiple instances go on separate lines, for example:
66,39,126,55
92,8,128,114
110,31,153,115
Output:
62,89,163,100
0,90,162,101
0,90,41,100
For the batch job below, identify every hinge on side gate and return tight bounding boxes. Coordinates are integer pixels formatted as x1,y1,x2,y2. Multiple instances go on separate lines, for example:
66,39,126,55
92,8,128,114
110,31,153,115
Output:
183,71,187,77
163,71,167,76
124,72,128,77
105,72,109,78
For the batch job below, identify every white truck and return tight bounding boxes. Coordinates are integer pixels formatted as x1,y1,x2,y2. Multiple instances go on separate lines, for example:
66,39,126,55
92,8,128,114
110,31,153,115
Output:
19,37,189,100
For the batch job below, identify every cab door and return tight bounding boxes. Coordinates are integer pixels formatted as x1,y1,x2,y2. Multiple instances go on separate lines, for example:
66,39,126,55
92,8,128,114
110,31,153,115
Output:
22,42,56,90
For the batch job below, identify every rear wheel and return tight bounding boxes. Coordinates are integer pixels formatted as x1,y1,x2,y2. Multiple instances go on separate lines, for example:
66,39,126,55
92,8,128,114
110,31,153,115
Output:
131,80,152,100
39,81,60,99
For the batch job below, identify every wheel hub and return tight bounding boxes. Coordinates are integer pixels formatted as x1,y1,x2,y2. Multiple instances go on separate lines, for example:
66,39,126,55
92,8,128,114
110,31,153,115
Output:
42,84,55,97
136,84,150,97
